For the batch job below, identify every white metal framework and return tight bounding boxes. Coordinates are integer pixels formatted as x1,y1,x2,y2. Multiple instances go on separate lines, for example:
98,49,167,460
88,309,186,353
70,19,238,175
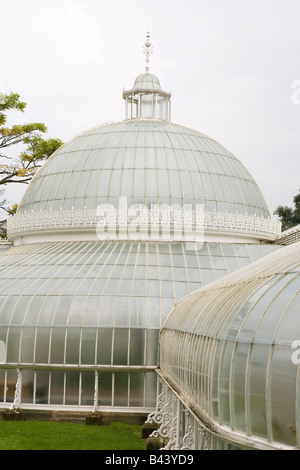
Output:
157,242,300,449
146,373,295,450
275,224,300,245
0,241,280,412
7,207,281,245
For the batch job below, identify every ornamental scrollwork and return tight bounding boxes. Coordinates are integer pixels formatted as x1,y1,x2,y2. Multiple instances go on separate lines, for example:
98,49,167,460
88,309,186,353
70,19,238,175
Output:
8,207,281,241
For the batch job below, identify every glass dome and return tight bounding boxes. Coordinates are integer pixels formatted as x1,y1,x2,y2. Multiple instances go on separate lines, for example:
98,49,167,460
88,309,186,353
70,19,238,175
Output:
160,241,300,448
17,120,269,218
132,73,162,90
0,241,279,410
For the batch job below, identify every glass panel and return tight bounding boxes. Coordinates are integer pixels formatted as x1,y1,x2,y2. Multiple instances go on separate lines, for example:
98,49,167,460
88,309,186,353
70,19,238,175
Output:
175,282,188,301
146,298,161,329
248,344,269,439
10,296,32,325
211,256,226,270
52,297,71,326
146,329,159,366
82,296,101,326
145,371,158,408
50,327,66,364
239,276,291,341
0,341,6,363
97,328,113,365
35,327,50,364
231,342,249,433
130,373,144,407
6,327,21,363
98,372,112,406
6,370,18,403
81,371,95,406
50,371,64,405
114,372,128,407
219,341,233,426
68,296,86,326
275,291,300,341
22,370,34,404
211,342,224,418
130,298,146,328
113,328,129,366
36,370,49,405
201,269,215,285
270,345,297,446
20,327,35,363
65,371,79,405
255,276,300,342
114,297,130,328
81,328,96,365
98,297,115,327
0,369,5,403
65,328,81,365
225,257,239,273
130,328,145,366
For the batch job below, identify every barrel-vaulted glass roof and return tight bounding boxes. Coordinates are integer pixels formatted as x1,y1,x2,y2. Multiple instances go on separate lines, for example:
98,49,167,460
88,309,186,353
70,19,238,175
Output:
0,240,279,409
18,119,270,218
160,241,300,448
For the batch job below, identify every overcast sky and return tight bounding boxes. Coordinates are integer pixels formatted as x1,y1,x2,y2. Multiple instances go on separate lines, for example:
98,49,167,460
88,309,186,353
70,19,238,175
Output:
1,0,300,218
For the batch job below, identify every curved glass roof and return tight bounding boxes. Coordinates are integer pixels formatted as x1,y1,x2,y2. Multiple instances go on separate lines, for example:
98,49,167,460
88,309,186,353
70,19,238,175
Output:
160,241,300,447
132,73,162,90
0,241,279,409
18,120,270,219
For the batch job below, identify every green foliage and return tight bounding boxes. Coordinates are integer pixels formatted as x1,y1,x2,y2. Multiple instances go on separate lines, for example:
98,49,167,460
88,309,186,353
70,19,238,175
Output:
274,189,300,231
0,420,146,451
6,203,18,216
0,92,26,126
0,92,63,213
20,135,63,164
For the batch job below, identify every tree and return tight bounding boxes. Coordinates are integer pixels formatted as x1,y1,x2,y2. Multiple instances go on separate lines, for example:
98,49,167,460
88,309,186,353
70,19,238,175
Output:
274,190,300,231
0,92,63,212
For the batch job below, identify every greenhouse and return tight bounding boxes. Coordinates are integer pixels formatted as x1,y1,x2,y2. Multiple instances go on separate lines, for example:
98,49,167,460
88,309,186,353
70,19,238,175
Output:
0,35,289,428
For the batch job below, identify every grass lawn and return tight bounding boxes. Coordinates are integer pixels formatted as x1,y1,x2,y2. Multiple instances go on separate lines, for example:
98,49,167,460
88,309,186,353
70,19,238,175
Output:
0,420,147,450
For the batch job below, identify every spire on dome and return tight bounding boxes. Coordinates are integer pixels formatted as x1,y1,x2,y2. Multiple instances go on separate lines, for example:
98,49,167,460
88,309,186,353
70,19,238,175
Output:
143,31,153,72
122,32,172,121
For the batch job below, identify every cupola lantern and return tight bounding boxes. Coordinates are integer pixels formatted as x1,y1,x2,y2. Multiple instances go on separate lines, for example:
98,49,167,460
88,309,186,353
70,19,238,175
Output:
122,32,172,121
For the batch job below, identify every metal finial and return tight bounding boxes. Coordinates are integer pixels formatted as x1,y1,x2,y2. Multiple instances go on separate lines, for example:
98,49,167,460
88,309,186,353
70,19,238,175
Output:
143,31,153,72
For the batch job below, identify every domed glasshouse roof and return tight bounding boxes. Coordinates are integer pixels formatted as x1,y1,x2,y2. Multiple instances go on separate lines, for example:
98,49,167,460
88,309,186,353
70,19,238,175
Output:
8,103,280,246
7,36,281,246
16,119,270,217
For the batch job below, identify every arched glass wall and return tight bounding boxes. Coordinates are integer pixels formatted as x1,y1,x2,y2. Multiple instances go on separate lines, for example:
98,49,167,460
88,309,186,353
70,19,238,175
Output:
160,242,300,448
